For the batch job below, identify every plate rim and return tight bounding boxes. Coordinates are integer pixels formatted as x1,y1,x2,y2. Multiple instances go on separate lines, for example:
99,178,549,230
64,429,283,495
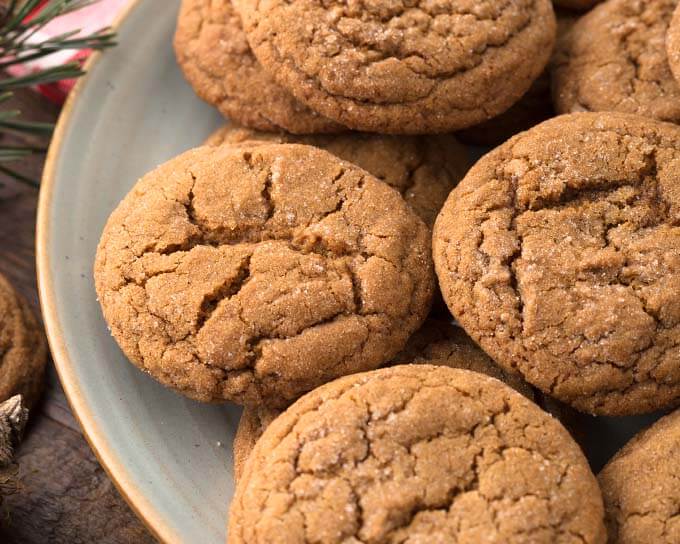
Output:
36,1,179,542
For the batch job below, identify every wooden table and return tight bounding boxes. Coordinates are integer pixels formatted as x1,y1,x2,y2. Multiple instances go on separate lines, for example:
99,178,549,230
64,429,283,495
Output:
0,90,156,543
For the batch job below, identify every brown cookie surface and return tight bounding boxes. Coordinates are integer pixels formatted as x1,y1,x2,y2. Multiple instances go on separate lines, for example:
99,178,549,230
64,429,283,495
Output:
433,112,680,416
236,0,556,134
229,365,606,543
94,144,433,406
206,125,469,227
174,0,342,134
553,0,680,122
0,273,47,409
666,4,680,86
598,409,680,543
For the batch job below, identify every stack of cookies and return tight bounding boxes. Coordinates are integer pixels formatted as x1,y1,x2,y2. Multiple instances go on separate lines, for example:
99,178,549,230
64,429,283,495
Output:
93,0,680,541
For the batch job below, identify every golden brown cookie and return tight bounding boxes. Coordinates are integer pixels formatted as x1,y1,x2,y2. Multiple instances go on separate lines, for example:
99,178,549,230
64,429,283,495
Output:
0,273,47,409
553,0,680,122
174,0,342,134
433,112,680,416
228,365,606,543
95,144,434,406
232,319,535,482
205,125,469,227
598,409,680,543
666,4,680,86
235,0,556,134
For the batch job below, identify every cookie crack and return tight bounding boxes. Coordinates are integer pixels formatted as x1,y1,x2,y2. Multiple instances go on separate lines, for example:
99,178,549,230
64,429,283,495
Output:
261,380,582,543
196,254,252,332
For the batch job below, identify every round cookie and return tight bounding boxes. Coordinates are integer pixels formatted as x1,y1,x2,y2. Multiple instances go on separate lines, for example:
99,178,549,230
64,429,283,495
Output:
228,365,606,544
232,319,535,482
433,112,680,416
94,143,434,406
174,0,342,134
666,3,680,86
235,0,557,134
598,409,680,543
553,0,680,122
0,273,47,409
205,125,469,227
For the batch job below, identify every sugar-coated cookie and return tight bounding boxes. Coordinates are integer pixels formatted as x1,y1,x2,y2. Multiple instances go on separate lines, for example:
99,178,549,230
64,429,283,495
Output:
434,112,680,416
236,0,556,133
229,365,606,543
95,144,433,406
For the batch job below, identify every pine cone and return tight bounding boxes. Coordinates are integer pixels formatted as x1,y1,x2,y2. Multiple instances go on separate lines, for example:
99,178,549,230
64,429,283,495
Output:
0,395,28,503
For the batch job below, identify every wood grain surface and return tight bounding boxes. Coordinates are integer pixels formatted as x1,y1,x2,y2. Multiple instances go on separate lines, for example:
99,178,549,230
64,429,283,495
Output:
0,90,156,543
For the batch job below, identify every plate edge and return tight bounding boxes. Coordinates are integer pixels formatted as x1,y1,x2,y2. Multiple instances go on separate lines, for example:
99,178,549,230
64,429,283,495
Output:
36,1,182,543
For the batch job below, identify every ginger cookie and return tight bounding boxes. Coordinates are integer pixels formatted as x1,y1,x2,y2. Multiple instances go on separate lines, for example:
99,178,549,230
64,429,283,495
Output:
599,409,680,543
553,0,680,123
232,319,534,482
228,365,606,543
433,112,680,416
94,144,433,406
0,273,47,409
174,0,342,134
205,125,469,227
235,0,557,134
666,4,680,86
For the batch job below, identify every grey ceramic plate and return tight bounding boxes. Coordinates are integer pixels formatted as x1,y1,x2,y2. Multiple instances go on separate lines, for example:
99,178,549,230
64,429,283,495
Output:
37,1,235,542
36,0,667,542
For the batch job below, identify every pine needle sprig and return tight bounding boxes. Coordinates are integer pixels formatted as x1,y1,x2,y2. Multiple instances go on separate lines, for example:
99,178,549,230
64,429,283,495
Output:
0,0,116,188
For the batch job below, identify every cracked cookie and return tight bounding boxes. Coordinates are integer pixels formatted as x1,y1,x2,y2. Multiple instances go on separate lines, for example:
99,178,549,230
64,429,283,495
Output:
174,0,342,134
235,0,557,134
666,3,680,87
553,0,680,123
228,365,606,543
232,319,535,482
0,273,47,409
205,125,469,227
598,408,680,543
433,112,680,416
94,143,434,406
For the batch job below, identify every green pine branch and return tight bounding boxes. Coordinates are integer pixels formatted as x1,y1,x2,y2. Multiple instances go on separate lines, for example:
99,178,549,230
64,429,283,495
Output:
0,0,116,188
